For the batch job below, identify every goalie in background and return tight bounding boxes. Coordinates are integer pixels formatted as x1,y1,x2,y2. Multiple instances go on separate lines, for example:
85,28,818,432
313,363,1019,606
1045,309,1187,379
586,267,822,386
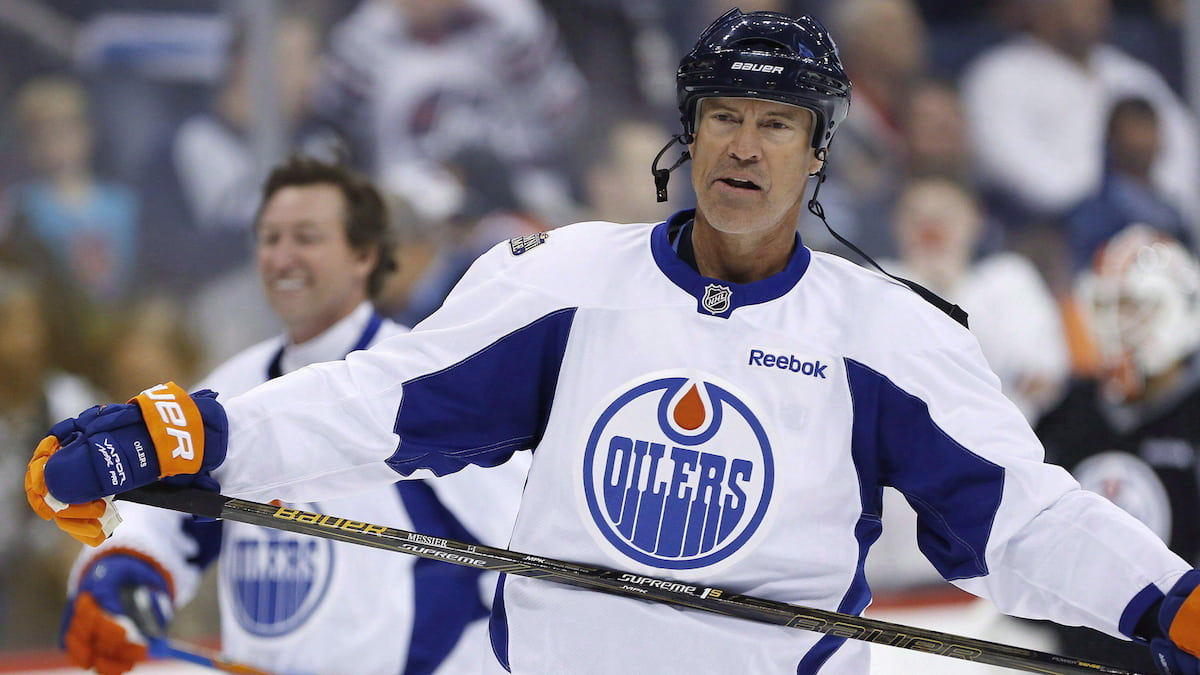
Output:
1036,224,1200,672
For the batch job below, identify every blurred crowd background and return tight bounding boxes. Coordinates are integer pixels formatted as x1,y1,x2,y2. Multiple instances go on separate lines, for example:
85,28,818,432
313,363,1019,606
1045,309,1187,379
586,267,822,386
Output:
0,0,1197,665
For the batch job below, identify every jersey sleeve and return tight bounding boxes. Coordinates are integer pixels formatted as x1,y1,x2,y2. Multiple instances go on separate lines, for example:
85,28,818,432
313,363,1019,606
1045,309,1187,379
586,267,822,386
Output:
215,241,573,503
848,304,1190,640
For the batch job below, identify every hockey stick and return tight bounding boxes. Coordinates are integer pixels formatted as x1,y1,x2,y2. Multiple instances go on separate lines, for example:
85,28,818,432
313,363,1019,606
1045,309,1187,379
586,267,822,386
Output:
147,638,277,675
119,584,277,675
117,484,1144,675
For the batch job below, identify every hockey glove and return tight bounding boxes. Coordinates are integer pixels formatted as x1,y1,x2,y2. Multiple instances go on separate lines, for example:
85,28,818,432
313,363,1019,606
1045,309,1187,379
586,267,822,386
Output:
1151,570,1200,675
62,551,174,675
26,382,227,545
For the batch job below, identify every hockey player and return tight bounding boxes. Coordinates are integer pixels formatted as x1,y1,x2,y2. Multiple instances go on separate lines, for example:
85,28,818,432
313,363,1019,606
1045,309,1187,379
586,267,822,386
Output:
52,156,526,675
24,10,1200,674
1036,224,1200,671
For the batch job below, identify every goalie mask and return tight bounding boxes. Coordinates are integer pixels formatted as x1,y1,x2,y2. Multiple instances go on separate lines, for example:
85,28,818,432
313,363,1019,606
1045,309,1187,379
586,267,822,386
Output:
1078,224,1200,401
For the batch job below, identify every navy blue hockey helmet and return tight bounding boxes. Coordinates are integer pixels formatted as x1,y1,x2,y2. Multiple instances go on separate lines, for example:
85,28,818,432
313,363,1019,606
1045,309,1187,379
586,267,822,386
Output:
676,9,851,150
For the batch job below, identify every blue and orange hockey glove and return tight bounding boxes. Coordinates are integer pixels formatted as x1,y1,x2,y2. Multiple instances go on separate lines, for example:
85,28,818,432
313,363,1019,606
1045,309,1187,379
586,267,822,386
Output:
62,551,174,675
1150,571,1200,675
25,382,227,546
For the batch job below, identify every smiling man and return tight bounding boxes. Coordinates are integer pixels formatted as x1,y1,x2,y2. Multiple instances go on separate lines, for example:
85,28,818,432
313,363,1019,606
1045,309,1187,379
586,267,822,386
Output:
26,10,1200,675
52,157,527,675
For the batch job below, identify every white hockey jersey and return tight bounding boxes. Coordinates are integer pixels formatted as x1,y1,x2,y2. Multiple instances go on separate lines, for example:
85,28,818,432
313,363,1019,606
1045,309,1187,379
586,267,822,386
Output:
215,214,1190,674
75,302,529,675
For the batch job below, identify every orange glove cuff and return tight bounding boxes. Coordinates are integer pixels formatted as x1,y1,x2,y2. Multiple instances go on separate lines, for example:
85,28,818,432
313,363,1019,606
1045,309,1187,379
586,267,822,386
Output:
130,382,206,478
1170,588,1200,659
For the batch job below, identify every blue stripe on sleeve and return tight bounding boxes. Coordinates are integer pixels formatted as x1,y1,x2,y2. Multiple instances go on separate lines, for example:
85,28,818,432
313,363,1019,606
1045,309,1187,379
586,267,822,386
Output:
794,358,1006,672
395,481,490,675
1120,582,1165,641
387,308,577,477
845,357,1005,581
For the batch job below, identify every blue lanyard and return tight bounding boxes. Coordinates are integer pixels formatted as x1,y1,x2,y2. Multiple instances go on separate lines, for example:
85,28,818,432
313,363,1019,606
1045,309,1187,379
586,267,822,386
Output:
266,312,384,380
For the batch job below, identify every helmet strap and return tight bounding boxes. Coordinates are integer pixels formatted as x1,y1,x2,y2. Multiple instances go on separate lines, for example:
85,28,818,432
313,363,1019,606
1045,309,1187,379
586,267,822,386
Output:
652,134,693,203
805,158,971,329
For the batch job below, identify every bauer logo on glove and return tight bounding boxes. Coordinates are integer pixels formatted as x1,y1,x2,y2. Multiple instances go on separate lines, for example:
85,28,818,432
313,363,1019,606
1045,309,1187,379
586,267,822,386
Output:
24,382,229,546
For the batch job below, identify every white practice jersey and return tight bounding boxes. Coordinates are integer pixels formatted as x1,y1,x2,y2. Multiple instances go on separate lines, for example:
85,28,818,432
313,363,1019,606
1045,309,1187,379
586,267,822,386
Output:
74,302,529,675
214,215,1190,674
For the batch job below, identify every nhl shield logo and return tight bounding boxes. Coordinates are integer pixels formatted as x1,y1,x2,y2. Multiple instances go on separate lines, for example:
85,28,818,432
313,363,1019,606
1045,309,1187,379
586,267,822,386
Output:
701,284,732,314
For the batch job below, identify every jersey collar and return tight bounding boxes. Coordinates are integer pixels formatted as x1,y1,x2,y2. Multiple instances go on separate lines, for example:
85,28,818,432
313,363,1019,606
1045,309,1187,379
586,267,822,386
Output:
651,209,811,319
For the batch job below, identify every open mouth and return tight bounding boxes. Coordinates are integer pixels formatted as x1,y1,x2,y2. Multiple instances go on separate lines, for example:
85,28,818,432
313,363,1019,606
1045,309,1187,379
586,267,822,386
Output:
270,278,307,292
718,177,761,190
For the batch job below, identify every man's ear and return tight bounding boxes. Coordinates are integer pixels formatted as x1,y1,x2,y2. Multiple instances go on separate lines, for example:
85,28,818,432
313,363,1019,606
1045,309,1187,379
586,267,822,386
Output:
808,147,827,177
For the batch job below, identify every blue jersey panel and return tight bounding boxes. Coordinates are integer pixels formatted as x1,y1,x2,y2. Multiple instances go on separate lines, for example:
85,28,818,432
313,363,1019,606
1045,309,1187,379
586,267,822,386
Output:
396,481,490,675
388,308,577,476
846,357,1005,581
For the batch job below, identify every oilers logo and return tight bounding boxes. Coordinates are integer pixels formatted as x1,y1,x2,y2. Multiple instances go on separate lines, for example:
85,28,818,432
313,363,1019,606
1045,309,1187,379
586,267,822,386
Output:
222,525,335,636
582,373,774,570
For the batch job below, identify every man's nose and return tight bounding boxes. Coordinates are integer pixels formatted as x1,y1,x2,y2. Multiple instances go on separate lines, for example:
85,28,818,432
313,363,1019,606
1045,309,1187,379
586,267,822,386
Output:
259,241,297,270
728,124,762,161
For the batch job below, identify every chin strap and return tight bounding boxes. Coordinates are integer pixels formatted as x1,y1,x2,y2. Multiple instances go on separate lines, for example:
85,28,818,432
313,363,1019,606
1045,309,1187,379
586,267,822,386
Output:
806,161,969,329
652,133,693,202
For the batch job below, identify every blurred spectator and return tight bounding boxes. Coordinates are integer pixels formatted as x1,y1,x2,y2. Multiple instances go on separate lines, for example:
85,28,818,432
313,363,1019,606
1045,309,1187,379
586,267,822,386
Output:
0,1,78,187
867,176,1067,615
0,268,99,648
539,0,675,128
1111,0,1185,96
960,0,1199,230
824,0,930,257
397,116,677,325
319,0,587,226
101,294,205,401
582,117,677,224
396,148,543,325
1065,96,1190,271
138,10,340,296
1036,225,1200,672
1,75,140,306
901,79,973,183
890,176,1069,419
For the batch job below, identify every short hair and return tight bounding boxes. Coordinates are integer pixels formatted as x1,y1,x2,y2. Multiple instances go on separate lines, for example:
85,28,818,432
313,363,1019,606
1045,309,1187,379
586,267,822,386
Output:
13,75,89,127
257,155,398,298
1104,96,1157,143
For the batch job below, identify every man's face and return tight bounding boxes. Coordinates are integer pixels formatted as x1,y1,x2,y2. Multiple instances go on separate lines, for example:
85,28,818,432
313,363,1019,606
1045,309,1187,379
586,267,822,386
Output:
690,97,822,235
256,184,374,337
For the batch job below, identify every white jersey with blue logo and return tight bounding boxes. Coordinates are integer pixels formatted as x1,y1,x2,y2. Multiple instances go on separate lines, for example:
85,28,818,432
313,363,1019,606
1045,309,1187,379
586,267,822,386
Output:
214,214,1191,674
76,302,528,675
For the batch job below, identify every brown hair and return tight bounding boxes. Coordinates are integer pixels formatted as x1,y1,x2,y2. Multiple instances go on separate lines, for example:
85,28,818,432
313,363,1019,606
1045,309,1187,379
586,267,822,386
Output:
257,155,397,298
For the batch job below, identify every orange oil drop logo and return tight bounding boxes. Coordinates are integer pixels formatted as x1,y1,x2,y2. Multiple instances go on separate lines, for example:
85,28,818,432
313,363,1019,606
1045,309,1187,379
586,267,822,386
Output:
673,384,707,431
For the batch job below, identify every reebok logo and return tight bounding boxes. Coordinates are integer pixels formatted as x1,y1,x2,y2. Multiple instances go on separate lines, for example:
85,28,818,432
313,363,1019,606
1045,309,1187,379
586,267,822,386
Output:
748,349,828,378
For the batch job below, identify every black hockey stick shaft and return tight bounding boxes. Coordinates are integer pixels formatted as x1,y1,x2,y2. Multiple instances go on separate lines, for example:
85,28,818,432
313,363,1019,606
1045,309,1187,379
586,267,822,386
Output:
117,484,1143,675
